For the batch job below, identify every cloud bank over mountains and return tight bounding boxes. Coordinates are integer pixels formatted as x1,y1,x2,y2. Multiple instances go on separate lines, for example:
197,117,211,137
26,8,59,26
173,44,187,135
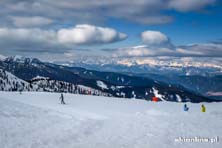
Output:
113,31,222,58
0,26,221,58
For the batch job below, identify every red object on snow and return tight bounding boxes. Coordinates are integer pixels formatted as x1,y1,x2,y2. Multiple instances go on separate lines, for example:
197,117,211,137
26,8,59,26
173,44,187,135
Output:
152,97,159,102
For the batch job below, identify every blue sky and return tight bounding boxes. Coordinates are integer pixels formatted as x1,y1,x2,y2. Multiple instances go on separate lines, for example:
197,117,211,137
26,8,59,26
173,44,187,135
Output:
0,0,222,60
105,3,222,46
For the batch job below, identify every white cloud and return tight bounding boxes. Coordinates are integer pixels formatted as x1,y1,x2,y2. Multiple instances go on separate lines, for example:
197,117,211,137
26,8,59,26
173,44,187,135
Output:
0,0,217,26
141,31,169,46
9,16,54,27
113,45,175,57
113,34,222,57
124,47,151,57
64,52,75,58
177,43,222,56
118,30,222,57
0,24,127,54
114,43,222,57
168,0,216,12
1,26,220,58
0,27,57,44
127,15,173,25
57,24,127,45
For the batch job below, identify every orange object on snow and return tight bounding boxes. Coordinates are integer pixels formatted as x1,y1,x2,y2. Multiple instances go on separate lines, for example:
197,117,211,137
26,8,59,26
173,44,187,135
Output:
152,97,159,102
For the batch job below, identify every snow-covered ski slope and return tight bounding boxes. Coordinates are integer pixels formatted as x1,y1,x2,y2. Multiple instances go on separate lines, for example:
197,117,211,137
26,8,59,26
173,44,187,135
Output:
0,92,221,148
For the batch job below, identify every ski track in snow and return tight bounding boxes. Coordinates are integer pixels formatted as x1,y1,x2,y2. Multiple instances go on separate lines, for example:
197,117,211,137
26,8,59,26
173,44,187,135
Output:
0,91,222,148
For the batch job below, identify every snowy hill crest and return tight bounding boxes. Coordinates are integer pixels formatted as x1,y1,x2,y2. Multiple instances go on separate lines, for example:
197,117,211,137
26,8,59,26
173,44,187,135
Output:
0,69,33,91
0,69,111,97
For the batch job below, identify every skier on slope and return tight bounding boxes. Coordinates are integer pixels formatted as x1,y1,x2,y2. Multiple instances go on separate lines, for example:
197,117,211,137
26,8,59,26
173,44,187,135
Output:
184,104,189,111
59,93,65,104
201,104,206,112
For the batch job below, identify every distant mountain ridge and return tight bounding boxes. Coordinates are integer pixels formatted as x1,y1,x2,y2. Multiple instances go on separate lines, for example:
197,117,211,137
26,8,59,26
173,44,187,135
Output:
55,57,222,76
55,57,222,99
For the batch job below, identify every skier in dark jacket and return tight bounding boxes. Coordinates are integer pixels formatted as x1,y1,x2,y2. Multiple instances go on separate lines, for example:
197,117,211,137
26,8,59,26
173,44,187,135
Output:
184,104,189,111
60,93,65,104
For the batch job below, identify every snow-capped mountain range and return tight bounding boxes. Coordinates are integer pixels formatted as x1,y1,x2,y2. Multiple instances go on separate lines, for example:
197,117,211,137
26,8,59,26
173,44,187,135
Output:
0,55,221,102
56,56,222,76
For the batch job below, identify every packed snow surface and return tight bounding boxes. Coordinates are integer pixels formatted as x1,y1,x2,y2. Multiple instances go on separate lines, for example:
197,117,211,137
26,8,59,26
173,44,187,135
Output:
0,92,221,148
